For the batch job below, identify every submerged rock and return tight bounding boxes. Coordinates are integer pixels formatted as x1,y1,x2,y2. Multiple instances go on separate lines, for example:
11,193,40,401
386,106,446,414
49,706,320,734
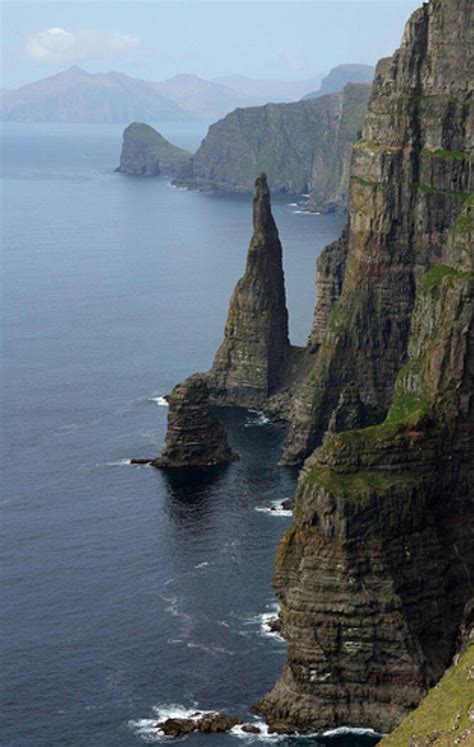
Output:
209,173,290,407
153,373,238,468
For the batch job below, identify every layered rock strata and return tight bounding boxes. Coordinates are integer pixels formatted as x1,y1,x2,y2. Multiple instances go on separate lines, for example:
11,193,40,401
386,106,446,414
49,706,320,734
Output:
154,374,237,468
174,84,371,213
116,122,191,176
208,174,291,408
280,0,473,464
379,600,474,746
256,193,474,733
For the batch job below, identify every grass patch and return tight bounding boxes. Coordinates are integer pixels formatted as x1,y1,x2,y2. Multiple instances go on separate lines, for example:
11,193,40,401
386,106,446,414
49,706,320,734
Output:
386,392,430,424
418,264,474,293
380,645,474,746
306,466,391,496
327,305,351,336
418,183,470,198
421,147,466,160
351,175,379,188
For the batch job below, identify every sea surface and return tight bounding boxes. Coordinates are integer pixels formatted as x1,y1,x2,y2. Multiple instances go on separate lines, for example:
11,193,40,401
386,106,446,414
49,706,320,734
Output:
1,121,379,746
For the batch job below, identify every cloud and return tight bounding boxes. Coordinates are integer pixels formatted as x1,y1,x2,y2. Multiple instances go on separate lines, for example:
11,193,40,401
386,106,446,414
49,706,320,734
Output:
25,27,140,64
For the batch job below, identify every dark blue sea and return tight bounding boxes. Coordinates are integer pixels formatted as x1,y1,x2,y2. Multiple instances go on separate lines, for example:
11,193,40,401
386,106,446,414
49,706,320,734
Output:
1,121,379,746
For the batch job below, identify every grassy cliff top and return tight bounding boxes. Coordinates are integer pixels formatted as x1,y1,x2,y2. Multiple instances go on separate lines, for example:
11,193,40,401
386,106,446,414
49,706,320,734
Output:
123,122,191,161
380,644,474,746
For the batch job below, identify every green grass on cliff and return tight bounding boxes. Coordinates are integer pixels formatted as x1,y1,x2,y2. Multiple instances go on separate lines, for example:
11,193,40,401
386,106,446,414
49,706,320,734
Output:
419,264,474,293
124,122,191,161
417,183,470,199
380,645,474,747
306,466,391,495
386,391,430,424
421,147,467,160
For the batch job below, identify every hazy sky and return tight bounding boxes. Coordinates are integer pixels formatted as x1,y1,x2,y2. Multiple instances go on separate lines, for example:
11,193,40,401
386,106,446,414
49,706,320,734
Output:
2,1,420,89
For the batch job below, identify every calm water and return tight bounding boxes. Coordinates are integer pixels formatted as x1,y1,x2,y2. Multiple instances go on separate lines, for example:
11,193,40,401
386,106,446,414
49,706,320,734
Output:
1,122,378,746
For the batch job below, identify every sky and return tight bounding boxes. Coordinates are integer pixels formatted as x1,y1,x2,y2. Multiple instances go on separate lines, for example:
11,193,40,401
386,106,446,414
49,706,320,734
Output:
1,1,421,89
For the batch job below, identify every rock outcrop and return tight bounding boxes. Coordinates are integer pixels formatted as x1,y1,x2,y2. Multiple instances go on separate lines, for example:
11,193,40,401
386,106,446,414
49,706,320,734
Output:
280,0,473,464
208,174,291,407
155,712,242,738
174,84,371,213
153,374,237,468
256,189,474,734
116,122,191,176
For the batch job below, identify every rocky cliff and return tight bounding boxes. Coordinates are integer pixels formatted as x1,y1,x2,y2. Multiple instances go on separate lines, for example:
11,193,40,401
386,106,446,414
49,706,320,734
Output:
209,174,293,408
280,0,473,464
256,191,474,732
154,374,237,468
174,84,371,213
254,0,474,733
116,122,191,176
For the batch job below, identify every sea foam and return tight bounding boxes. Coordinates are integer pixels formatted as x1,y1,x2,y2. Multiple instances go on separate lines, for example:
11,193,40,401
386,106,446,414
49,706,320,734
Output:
255,500,293,518
149,396,169,407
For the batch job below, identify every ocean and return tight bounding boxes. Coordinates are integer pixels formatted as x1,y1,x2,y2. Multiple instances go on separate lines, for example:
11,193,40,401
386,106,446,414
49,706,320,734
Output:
1,121,379,746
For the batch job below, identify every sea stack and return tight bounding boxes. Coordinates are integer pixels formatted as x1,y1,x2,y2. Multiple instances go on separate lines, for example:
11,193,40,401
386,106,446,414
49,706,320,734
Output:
210,173,290,407
153,374,237,468
116,122,191,176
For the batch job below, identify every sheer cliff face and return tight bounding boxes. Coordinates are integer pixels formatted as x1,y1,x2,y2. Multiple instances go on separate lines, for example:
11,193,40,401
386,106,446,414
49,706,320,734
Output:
257,192,474,734
174,85,371,213
209,174,290,407
282,0,473,465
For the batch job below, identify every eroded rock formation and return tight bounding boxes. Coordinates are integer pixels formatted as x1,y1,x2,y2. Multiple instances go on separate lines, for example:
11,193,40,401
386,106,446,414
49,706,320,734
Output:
116,122,191,176
209,173,291,407
154,374,237,468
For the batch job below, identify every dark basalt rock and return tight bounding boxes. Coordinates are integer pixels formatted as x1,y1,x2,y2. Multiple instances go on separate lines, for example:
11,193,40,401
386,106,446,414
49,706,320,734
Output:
327,383,386,433
130,458,152,465
155,712,242,738
241,723,261,734
153,373,238,468
209,174,290,407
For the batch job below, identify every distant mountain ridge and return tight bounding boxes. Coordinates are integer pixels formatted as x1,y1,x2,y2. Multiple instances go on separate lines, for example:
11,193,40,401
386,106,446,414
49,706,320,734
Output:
0,65,369,123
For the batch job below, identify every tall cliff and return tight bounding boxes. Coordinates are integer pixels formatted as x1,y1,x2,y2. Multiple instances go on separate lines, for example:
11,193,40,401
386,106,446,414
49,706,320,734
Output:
209,174,292,407
174,84,371,213
257,190,474,735
280,0,473,464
